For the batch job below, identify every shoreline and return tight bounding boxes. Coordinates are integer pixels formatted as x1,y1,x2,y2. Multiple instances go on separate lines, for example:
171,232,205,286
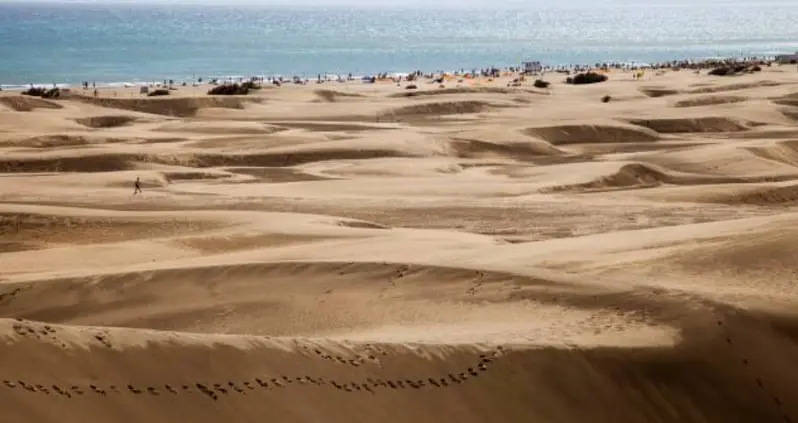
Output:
0,54,783,92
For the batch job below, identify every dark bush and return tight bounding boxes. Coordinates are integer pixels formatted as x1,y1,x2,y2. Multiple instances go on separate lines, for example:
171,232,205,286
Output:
566,72,608,85
601,95,612,103
405,84,417,90
207,83,251,95
241,81,262,91
709,65,761,76
22,87,47,97
708,67,731,76
533,79,550,88
43,88,61,99
21,87,61,99
147,89,170,97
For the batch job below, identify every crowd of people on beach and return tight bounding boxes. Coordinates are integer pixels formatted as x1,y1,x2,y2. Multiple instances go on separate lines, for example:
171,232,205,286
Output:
5,55,792,95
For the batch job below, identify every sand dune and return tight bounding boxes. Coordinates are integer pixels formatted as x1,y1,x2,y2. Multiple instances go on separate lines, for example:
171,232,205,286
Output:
523,124,660,145
71,95,261,117
782,108,798,121
3,68,798,423
378,100,495,121
0,96,64,112
0,134,129,148
673,95,748,108
314,89,367,102
153,120,287,135
639,87,680,98
542,162,753,193
686,80,784,94
626,116,752,133
74,115,139,128
388,86,517,98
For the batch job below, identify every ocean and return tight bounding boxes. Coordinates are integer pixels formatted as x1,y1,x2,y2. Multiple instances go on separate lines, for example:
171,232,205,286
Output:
1,1,798,88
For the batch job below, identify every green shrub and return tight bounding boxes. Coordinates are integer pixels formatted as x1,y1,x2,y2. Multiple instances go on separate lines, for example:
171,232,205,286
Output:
533,79,550,88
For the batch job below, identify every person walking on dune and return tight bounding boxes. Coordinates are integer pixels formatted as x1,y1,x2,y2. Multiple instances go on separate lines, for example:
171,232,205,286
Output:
133,177,142,195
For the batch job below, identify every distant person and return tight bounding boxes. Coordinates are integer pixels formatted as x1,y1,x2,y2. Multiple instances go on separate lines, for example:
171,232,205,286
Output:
133,177,142,195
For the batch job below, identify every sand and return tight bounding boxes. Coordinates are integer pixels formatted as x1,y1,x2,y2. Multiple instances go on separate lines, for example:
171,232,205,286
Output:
2,68,798,423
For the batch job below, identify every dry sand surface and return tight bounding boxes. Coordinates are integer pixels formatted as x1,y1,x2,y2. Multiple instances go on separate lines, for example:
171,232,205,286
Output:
2,69,798,423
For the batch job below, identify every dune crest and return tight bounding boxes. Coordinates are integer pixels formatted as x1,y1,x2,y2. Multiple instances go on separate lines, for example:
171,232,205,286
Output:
0,95,63,112
626,116,752,133
523,124,660,145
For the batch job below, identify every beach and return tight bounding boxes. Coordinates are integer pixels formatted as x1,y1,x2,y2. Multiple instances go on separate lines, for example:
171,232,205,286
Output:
2,63,798,422
3,2,798,86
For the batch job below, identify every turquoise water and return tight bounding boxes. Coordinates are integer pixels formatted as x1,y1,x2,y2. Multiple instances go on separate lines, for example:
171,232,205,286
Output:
1,2,798,87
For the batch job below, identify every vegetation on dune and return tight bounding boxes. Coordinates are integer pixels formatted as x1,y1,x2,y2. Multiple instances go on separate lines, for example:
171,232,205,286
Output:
147,89,170,97
22,87,61,99
207,81,262,96
533,79,550,89
565,72,608,85
708,64,762,76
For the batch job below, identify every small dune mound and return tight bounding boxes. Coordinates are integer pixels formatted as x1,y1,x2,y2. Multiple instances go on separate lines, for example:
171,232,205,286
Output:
72,95,260,117
746,141,798,167
674,229,798,279
673,95,747,108
0,241,40,253
162,171,232,183
336,219,389,229
687,80,781,94
261,121,397,132
714,184,798,206
449,138,564,160
543,163,669,192
1,134,127,148
380,101,492,119
639,87,681,98
314,89,366,102
771,93,798,108
626,117,750,133
388,87,513,98
0,96,63,112
176,233,331,254
154,121,286,135
74,115,137,129
782,108,798,121
139,149,414,169
523,124,659,145
542,162,761,193
0,212,218,245
225,167,332,182
0,154,134,173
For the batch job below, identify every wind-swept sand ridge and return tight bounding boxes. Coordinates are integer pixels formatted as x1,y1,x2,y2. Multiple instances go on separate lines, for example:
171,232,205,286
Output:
3,68,798,422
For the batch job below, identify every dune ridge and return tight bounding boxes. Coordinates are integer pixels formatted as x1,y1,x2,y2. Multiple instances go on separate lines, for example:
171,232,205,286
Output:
673,95,748,108
0,96,64,112
626,117,752,133
71,95,262,117
523,124,660,145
